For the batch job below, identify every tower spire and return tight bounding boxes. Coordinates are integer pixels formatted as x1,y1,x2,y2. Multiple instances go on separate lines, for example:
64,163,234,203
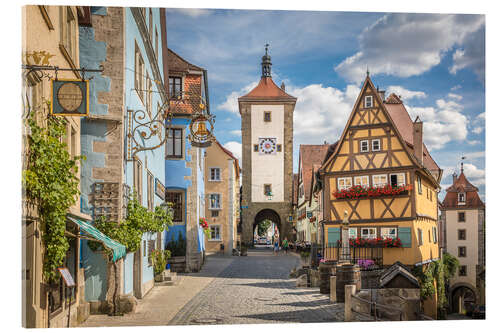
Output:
261,43,272,78
461,156,466,174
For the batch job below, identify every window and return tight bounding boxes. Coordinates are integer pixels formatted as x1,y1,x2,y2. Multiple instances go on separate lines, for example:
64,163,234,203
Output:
458,229,466,240
299,185,304,198
264,111,271,122
432,226,438,243
143,240,147,257
361,228,376,239
417,175,422,194
459,265,467,276
458,212,466,222
166,128,183,158
210,168,221,181
135,42,145,102
337,177,352,191
390,173,405,187
210,225,221,240
147,171,154,211
354,175,369,188
147,239,155,266
277,144,282,152
458,246,467,257
372,139,381,151
360,140,369,152
209,194,221,210
381,227,397,239
134,159,143,205
254,144,259,152
348,228,357,239
417,228,423,246
145,73,152,116
60,7,76,62
365,95,373,108
458,192,466,205
372,174,388,188
165,191,183,223
148,8,153,38
211,210,219,218
169,77,182,98
264,184,272,196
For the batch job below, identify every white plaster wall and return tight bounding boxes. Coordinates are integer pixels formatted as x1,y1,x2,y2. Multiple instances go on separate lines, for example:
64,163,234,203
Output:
445,210,479,287
251,105,284,202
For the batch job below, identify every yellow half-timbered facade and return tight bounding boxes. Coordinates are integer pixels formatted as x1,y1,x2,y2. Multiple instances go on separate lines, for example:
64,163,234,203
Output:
320,75,442,267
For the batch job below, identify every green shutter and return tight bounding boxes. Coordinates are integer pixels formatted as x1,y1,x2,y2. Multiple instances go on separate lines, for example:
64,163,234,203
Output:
398,227,412,248
327,227,341,247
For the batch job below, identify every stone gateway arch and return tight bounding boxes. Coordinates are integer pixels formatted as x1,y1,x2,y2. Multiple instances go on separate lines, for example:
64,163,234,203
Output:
238,46,296,245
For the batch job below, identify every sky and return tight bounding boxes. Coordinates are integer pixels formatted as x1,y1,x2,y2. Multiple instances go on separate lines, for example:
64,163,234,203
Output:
165,9,485,202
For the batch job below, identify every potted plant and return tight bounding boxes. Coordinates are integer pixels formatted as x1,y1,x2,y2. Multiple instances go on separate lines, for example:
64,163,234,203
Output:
151,249,171,282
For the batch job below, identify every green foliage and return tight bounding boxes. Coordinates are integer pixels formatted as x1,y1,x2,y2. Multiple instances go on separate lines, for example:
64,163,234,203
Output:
89,194,174,257
150,249,171,276
165,232,186,257
23,115,84,283
300,251,310,259
257,219,272,237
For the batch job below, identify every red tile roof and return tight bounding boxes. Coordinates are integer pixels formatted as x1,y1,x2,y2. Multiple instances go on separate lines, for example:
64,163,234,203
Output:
383,93,440,173
442,172,484,209
299,144,330,202
239,77,296,101
167,48,204,73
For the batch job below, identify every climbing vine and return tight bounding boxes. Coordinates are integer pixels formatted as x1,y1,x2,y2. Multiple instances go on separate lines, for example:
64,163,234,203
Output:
22,111,84,283
89,194,174,257
412,252,460,319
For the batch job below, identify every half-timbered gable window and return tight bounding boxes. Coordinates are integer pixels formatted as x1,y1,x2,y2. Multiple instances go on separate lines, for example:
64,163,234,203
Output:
364,95,373,108
361,227,376,239
372,139,381,151
389,173,405,187
381,227,397,239
337,177,352,191
360,140,369,152
354,175,369,188
372,174,388,187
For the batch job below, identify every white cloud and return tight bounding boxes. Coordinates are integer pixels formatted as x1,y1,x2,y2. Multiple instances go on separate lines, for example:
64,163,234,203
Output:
466,151,485,160
230,129,241,137
223,141,242,161
449,26,485,82
217,81,258,114
288,83,360,146
462,163,485,186
470,112,485,135
447,93,463,100
168,8,212,18
451,85,462,91
335,13,485,83
407,98,468,150
467,140,480,145
386,86,427,100
472,127,483,134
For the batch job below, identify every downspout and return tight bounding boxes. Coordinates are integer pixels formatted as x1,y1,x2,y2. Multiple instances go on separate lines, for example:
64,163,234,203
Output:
203,69,210,115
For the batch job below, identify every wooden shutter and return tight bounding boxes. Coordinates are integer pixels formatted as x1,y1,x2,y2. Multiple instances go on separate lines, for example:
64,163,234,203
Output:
398,227,412,248
327,227,340,247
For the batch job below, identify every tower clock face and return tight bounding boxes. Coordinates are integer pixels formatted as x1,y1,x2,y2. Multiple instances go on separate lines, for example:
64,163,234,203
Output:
258,138,277,154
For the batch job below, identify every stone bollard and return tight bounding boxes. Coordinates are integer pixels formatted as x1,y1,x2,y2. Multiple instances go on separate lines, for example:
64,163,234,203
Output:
344,284,356,322
330,276,337,303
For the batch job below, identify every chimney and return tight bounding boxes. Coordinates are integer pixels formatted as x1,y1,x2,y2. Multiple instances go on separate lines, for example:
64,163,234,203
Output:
377,86,385,102
452,172,458,184
280,81,286,91
413,116,423,165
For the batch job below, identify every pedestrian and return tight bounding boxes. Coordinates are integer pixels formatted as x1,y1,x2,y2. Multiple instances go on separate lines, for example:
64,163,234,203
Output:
283,237,289,254
274,238,279,255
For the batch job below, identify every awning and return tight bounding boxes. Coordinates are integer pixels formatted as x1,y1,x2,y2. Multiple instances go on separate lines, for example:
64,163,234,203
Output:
67,216,126,262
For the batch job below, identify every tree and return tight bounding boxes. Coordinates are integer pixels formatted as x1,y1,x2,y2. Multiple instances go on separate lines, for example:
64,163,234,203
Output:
257,219,272,237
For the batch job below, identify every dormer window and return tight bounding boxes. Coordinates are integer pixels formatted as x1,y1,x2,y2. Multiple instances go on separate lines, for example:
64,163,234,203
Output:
458,192,466,205
360,140,369,152
365,96,373,108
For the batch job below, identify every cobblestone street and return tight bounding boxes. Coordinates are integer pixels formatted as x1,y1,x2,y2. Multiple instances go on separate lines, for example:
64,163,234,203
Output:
170,248,347,325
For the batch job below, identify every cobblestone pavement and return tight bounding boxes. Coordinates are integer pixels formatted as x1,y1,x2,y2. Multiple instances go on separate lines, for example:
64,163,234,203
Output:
169,248,363,325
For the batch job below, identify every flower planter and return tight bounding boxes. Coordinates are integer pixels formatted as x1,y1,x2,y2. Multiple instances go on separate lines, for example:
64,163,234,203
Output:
333,185,412,200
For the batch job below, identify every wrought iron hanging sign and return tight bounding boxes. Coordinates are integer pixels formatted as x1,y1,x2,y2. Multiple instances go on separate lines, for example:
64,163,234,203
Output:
188,109,215,147
51,79,89,116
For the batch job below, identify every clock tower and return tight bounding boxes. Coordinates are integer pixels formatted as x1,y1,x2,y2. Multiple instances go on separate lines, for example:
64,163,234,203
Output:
238,45,297,245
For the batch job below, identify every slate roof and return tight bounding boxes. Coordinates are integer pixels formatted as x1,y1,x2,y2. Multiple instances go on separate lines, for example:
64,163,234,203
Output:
379,261,420,288
298,144,330,202
441,171,484,209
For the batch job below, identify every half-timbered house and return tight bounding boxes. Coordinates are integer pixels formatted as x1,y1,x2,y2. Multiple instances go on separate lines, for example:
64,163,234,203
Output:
319,74,442,267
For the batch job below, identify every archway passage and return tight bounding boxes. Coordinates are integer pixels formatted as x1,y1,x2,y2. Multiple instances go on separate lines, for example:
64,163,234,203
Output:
253,209,281,246
451,285,477,314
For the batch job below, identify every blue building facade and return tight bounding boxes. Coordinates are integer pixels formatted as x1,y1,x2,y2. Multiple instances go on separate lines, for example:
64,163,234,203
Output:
78,6,170,309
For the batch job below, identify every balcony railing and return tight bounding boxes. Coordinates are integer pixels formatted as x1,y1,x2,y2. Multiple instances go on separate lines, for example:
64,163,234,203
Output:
322,245,383,270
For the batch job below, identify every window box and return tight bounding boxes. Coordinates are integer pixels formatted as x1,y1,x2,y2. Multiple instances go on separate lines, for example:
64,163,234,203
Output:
333,184,412,200
336,236,402,248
